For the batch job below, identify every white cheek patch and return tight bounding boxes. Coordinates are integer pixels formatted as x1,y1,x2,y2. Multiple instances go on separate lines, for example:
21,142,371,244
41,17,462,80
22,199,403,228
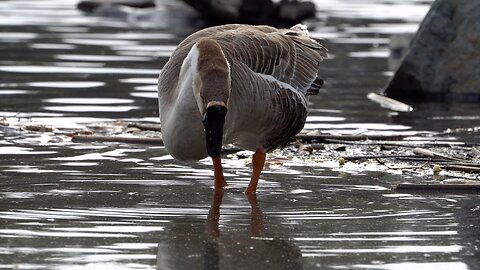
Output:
225,58,231,108
180,44,204,116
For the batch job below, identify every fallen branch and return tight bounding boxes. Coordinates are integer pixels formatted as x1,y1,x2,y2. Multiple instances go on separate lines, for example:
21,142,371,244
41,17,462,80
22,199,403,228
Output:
367,92,413,112
374,159,480,174
443,164,480,173
437,161,480,168
296,133,408,142
71,135,163,145
127,122,161,131
413,148,464,161
321,139,471,148
338,151,479,173
342,154,418,161
375,158,430,170
395,182,480,191
395,156,444,162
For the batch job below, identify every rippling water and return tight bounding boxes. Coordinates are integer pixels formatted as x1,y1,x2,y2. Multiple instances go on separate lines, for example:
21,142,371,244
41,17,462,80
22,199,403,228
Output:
1,0,479,269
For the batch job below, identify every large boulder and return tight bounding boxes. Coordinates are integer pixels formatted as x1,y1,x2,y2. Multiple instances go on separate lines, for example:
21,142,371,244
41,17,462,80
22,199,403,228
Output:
180,0,316,26
383,0,480,102
77,0,316,28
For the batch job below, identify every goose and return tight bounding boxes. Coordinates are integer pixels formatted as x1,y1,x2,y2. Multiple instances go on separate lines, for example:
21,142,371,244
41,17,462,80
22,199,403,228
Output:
158,24,327,194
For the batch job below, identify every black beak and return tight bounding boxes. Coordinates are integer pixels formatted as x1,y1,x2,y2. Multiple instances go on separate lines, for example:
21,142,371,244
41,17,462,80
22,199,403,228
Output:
202,104,227,158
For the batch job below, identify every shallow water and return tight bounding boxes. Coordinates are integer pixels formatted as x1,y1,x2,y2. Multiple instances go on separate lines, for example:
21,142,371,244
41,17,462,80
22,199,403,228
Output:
1,0,479,269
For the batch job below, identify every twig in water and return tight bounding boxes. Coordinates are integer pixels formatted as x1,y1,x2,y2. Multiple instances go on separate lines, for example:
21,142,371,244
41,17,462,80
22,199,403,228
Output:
437,161,480,168
323,139,472,148
443,164,480,173
71,135,163,145
395,183,480,191
127,122,161,131
367,92,413,112
375,158,431,170
343,154,418,161
296,133,408,142
413,148,464,161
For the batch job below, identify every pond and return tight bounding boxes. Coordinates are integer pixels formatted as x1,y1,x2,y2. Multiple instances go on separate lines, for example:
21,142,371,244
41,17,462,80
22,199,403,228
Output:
0,0,479,269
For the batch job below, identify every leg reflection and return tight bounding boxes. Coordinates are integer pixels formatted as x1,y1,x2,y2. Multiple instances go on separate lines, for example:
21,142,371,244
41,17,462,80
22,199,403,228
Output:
206,189,225,238
158,191,301,270
203,189,224,270
245,193,265,237
202,191,302,270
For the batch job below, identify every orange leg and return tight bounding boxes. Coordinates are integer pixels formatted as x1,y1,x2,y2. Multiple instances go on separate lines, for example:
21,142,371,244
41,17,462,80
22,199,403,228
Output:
245,148,266,194
212,156,227,190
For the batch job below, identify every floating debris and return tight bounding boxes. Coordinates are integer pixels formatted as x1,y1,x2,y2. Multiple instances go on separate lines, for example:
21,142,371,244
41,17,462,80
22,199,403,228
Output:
71,134,163,145
0,118,9,127
23,123,54,132
339,156,345,166
395,182,480,192
367,92,413,112
3,119,479,187
298,143,314,154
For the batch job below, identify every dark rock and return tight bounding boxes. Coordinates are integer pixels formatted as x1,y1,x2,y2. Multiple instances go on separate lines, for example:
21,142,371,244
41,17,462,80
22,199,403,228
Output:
180,0,316,26
383,0,480,102
77,0,316,28
181,0,244,24
77,0,203,29
278,1,316,25
77,0,155,12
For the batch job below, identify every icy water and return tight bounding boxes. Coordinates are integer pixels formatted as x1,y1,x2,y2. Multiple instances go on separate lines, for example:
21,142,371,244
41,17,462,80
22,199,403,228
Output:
1,0,480,269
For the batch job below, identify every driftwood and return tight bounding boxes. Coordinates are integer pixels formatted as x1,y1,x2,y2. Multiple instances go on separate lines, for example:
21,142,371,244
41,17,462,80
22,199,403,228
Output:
375,158,430,170
77,0,155,13
296,132,480,148
342,154,418,161
395,182,480,191
396,156,446,162
367,92,413,112
181,0,316,26
438,161,480,168
413,148,463,161
443,164,480,173
71,135,163,145
318,139,477,148
127,122,161,131
296,133,408,142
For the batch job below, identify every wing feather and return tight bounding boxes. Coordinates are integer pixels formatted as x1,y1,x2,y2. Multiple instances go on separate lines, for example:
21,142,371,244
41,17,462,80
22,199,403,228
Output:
210,24,327,95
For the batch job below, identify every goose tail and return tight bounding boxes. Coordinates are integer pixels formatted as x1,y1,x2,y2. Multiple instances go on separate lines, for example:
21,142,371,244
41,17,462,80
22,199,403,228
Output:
290,24,310,37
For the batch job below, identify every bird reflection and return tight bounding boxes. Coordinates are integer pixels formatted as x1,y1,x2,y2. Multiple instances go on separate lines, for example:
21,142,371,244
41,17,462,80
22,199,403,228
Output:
157,190,303,270
203,190,268,270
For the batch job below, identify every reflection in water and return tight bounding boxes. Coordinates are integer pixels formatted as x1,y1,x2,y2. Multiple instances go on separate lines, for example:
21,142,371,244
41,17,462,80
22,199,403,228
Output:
0,65,159,74
43,105,139,112
44,98,134,104
28,81,105,88
157,191,302,270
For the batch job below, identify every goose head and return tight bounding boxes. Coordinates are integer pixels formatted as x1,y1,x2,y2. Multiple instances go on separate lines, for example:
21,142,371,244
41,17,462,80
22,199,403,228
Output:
191,38,231,158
